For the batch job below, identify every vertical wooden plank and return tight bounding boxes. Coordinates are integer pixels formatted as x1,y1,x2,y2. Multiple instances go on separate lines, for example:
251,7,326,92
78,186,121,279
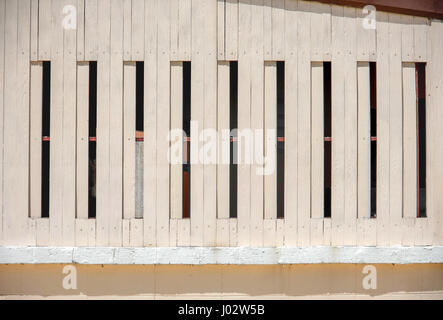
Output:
109,0,124,246
428,20,443,245
122,219,130,246
77,0,85,60
376,11,390,246
216,219,229,246
123,62,136,220
297,1,311,246
264,62,277,220
170,62,183,219
47,0,64,245
123,0,132,61
229,218,238,246
217,0,225,60
0,0,4,244
263,0,271,60
272,0,284,60
403,63,417,219
217,62,230,220
75,219,88,246
84,0,98,61
311,62,324,220
331,5,345,246
401,15,414,62
356,7,376,62
179,0,192,60
36,219,50,246
263,219,276,247
76,63,89,220
388,13,403,246
30,63,43,219
414,16,428,62
170,0,179,61
177,219,190,246
249,0,264,247
283,0,297,246
169,219,178,246
62,0,78,245
343,7,357,246
357,62,370,219
156,0,170,246
130,219,143,246
95,0,111,246
38,0,51,60
143,0,157,246
225,0,238,60
190,0,204,246
30,0,38,60
132,0,144,61
310,2,325,62
237,0,251,246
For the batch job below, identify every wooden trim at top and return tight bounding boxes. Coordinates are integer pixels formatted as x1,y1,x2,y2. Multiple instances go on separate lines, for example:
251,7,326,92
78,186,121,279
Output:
315,0,443,20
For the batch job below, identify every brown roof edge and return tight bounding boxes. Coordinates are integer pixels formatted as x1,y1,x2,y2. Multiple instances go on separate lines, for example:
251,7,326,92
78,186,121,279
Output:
314,0,443,20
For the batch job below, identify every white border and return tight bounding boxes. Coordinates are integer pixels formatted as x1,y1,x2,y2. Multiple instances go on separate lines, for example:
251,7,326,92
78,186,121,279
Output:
1,246,443,264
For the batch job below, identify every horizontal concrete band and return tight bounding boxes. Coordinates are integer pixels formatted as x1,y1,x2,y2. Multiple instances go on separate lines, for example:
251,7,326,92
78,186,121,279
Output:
1,246,443,265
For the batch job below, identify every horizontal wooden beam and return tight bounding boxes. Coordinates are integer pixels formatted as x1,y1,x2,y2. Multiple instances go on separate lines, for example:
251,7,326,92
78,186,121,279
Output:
316,0,443,20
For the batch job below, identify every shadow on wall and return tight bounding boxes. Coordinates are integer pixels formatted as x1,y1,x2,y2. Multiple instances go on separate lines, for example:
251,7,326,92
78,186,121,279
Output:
1,264,443,298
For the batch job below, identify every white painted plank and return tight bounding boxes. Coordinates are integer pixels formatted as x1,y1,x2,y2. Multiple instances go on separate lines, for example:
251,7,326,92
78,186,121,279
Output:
38,0,51,60
331,5,345,246
177,219,190,246
356,6,376,61
143,0,157,247
357,62,370,219
75,219,88,246
170,0,179,60
123,62,136,219
36,219,50,246
170,62,183,219
311,62,323,220
0,0,4,244
30,0,38,60
109,3,124,247
263,0,271,60
62,0,78,245
130,219,143,247
225,0,238,60
297,1,311,246
216,219,230,247
343,7,357,246
388,13,403,246
376,11,390,246
237,0,251,246
76,63,89,220
203,0,217,246
401,15,414,62
77,0,85,60
30,62,43,219
169,219,178,246
84,0,98,61
264,62,277,220
283,0,297,246
132,0,144,61
217,0,225,60
249,0,264,247
263,219,276,247
428,20,443,245
156,0,170,246
179,0,192,60
123,0,132,60
402,62,417,219
95,0,111,246
271,0,284,60
229,218,238,246
414,16,428,62
217,61,230,220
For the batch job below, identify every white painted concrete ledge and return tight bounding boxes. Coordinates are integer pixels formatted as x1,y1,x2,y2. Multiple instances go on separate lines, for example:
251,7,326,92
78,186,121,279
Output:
1,246,443,265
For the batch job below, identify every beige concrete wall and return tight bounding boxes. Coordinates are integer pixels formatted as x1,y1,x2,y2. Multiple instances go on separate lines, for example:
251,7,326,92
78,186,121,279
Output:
1,264,443,299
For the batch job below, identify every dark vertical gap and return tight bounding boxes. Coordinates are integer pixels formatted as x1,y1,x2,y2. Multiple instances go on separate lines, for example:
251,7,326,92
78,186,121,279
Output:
183,61,191,218
136,62,144,133
370,62,377,218
229,61,238,219
41,61,51,218
276,61,284,219
135,62,144,219
88,61,97,219
417,63,426,218
323,62,331,218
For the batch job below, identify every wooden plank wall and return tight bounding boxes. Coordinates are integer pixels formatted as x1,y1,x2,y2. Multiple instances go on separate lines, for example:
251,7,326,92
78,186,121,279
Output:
0,0,442,247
